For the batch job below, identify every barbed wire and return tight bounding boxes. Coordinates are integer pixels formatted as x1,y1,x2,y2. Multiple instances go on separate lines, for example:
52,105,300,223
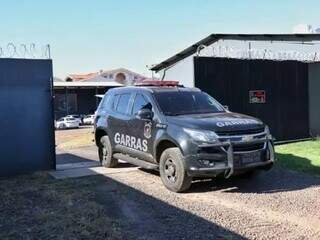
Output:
197,45,320,62
0,43,51,59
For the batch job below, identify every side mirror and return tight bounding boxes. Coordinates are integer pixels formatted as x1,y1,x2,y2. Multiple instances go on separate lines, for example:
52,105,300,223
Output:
223,105,229,111
136,108,154,120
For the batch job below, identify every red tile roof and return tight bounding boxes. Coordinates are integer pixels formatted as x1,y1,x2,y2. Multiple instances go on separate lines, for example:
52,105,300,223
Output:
66,72,99,81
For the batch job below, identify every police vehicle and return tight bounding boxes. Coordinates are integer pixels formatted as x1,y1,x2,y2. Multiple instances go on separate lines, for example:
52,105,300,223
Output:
94,81,274,192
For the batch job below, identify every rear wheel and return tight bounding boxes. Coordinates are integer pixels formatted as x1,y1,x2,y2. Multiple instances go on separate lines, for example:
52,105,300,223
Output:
159,148,192,192
99,136,118,168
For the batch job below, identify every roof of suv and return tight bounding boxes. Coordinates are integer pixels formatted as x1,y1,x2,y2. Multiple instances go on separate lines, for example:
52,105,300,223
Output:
109,86,201,94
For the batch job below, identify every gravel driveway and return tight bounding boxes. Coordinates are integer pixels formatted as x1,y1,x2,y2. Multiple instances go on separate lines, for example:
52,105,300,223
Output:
55,146,320,239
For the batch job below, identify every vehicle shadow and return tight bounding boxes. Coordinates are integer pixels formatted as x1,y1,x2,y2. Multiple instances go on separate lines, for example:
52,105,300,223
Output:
56,152,136,168
84,174,244,239
56,150,320,194
188,153,320,194
53,154,245,239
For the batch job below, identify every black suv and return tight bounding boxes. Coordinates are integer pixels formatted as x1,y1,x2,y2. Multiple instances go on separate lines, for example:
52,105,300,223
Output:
94,82,274,192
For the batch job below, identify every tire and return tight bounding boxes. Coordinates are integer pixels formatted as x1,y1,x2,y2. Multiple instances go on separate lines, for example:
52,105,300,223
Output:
159,147,192,192
98,136,118,168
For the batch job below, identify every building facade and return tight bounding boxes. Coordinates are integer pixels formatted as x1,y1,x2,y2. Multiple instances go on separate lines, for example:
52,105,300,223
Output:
150,34,320,141
54,68,146,119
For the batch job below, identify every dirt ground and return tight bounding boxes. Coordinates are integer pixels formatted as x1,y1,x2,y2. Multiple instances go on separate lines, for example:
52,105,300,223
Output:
55,126,95,150
1,128,319,239
1,162,320,239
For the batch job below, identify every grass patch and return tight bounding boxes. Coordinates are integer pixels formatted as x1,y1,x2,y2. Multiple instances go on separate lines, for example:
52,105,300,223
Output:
275,140,320,176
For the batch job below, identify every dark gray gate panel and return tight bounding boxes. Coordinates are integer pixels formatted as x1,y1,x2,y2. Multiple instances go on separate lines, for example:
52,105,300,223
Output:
194,57,309,141
0,58,55,176
308,62,320,136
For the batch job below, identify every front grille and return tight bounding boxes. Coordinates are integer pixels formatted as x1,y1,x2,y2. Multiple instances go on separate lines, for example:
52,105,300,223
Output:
233,143,265,152
216,127,265,136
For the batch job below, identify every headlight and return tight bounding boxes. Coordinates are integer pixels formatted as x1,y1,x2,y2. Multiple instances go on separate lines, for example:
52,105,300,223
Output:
183,128,218,143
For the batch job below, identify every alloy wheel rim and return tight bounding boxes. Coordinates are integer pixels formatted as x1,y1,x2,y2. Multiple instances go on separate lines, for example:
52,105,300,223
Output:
164,158,177,183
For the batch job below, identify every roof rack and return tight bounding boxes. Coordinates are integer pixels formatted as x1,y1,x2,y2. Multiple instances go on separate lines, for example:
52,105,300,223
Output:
135,80,183,87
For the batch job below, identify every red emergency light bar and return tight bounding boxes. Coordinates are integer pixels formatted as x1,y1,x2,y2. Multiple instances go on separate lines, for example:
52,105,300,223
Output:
135,80,180,87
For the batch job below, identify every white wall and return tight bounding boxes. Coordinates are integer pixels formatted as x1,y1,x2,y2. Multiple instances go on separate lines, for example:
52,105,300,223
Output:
159,55,195,87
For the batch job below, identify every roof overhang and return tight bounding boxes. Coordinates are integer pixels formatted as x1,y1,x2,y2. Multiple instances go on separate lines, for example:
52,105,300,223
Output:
53,81,123,88
150,33,320,72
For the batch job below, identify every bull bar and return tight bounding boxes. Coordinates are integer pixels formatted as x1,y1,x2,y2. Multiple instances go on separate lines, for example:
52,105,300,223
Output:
188,134,275,178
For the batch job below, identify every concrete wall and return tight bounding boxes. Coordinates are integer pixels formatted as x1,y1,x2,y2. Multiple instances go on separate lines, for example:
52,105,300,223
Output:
308,63,320,136
159,55,195,87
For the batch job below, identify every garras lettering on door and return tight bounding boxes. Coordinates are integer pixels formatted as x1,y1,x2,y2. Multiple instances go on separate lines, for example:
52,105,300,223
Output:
114,133,148,152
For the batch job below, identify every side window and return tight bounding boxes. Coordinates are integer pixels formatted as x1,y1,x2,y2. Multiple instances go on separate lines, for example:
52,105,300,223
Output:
100,94,111,110
116,93,131,114
112,95,120,110
132,94,152,115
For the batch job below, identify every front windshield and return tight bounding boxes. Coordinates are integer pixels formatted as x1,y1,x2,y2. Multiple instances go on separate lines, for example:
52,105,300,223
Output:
154,91,225,116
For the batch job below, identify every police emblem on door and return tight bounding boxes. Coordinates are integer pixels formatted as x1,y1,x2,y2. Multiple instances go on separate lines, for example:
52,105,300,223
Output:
144,122,152,139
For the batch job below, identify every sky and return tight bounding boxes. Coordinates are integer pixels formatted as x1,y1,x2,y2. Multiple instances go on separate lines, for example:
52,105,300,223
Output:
0,0,319,78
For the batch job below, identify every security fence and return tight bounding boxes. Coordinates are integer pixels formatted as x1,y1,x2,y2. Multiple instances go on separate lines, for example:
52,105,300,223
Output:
197,45,320,62
0,43,51,59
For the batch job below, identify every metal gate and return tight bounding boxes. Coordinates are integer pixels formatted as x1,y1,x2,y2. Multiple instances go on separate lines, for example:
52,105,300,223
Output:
0,58,55,176
194,57,310,141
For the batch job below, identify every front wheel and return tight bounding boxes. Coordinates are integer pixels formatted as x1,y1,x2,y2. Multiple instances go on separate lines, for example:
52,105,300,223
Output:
159,147,192,192
98,136,118,168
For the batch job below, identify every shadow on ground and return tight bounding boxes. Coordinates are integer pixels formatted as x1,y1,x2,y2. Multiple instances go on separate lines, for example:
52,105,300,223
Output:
92,174,243,240
56,150,320,196
189,153,320,194
1,170,244,239
57,153,134,168
276,153,320,176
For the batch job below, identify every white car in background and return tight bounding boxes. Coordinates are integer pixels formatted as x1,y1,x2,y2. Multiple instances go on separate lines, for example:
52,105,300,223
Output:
65,115,82,125
83,114,95,125
55,117,80,129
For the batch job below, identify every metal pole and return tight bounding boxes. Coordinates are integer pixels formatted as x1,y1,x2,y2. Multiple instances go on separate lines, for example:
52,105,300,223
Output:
95,87,99,108
65,87,69,115
47,44,51,59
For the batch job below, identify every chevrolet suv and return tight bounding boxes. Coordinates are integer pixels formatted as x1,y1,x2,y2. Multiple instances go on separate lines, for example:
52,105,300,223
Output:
94,81,274,192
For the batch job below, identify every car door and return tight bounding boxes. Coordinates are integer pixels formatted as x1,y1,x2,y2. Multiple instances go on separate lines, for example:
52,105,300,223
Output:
126,93,158,163
107,92,134,154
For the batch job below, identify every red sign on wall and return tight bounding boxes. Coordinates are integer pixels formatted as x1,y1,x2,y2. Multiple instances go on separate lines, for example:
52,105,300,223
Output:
249,90,266,103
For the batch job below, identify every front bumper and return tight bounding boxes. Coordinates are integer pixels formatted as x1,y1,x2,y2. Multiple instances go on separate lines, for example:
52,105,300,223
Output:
185,136,275,178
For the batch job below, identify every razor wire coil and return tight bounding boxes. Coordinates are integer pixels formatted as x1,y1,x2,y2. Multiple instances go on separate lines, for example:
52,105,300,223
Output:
0,43,50,59
198,45,320,62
